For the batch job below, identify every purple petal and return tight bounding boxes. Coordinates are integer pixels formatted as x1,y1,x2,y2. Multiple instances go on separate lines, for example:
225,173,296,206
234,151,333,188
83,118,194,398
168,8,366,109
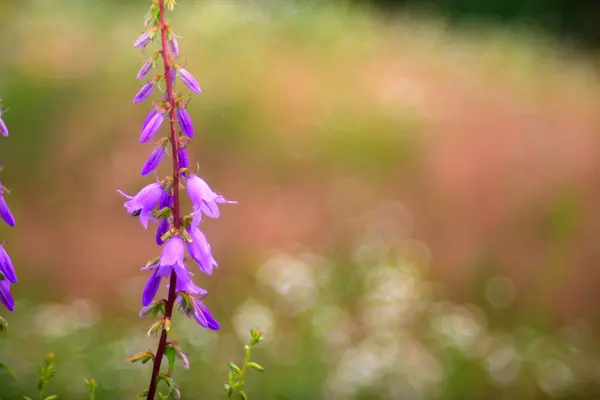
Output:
142,109,158,133
0,245,17,283
177,68,202,94
169,37,179,58
155,218,169,245
134,32,152,49
176,107,194,138
140,111,165,143
186,174,218,210
0,196,15,227
141,146,166,175
160,237,185,269
0,117,7,137
0,279,14,312
192,300,219,330
137,60,153,80
159,190,174,209
178,148,189,170
186,226,216,275
133,81,156,104
142,269,162,306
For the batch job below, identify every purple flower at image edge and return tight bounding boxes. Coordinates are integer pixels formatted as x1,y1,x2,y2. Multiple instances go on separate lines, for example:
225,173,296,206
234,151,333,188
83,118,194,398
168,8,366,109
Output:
0,278,14,312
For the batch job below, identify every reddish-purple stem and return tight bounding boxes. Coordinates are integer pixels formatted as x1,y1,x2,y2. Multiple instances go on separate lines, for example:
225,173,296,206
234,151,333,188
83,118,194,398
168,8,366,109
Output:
146,0,181,398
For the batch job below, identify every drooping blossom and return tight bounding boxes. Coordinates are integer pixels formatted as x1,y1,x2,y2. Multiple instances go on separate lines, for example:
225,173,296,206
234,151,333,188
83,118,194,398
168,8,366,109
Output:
134,32,152,49
169,36,179,58
140,110,165,143
142,236,189,306
186,174,235,219
0,243,17,283
137,60,154,80
176,279,219,330
177,68,202,94
117,182,164,228
0,277,14,312
142,146,166,175
176,107,194,138
0,184,15,227
0,108,7,137
155,218,169,246
178,148,189,170
185,222,217,275
133,81,156,104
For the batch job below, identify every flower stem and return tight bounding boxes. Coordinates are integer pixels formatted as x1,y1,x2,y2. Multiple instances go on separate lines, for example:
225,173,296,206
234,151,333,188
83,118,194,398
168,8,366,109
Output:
146,0,181,398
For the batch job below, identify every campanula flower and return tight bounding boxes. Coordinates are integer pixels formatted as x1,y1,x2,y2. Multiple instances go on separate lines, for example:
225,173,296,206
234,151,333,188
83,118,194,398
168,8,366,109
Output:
0,244,17,283
176,279,219,330
155,218,169,246
0,115,7,137
0,186,15,227
0,277,14,312
178,148,189,170
137,60,154,80
133,81,156,104
134,32,152,49
177,68,201,94
176,107,194,138
169,37,179,58
186,174,236,219
142,146,166,175
140,110,165,143
142,236,188,306
185,224,217,275
159,190,174,209
117,182,164,228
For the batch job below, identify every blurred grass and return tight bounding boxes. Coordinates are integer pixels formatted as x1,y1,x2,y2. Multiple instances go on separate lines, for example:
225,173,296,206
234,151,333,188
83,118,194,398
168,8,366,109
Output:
1,0,600,398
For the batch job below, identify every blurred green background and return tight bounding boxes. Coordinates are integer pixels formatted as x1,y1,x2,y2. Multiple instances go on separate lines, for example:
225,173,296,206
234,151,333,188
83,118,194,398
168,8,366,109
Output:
1,0,600,398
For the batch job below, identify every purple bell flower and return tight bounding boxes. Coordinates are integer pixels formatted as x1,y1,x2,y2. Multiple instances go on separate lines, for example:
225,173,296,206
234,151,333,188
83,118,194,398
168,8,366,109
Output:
134,32,152,49
0,244,17,283
117,182,164,228
169,37,179,58
0,278,14,312
133,81,156,104
177,68,202,94
142,237,188,306
186,174,235,220
0,186,15,227
185,223,217,275
141,146,166,175
137,60,153,80
176,107,194,138
178,148,189,170
140,110,165,143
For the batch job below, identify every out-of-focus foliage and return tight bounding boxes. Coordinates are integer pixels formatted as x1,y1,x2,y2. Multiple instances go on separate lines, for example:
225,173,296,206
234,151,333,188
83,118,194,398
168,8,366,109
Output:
0,0,600,399
355,0,600,48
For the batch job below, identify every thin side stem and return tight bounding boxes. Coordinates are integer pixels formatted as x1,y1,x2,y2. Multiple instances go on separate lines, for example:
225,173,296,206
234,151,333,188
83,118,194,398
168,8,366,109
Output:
146,0,181,398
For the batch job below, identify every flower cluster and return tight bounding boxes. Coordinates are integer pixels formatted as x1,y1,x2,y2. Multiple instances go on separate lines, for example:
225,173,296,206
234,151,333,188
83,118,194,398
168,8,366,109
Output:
122,1,234,397
0,105,17,313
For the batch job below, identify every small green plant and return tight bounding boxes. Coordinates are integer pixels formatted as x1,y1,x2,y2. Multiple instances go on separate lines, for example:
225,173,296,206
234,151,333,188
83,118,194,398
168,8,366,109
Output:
24,352,58,400
85,378,98,400
225,328,265,400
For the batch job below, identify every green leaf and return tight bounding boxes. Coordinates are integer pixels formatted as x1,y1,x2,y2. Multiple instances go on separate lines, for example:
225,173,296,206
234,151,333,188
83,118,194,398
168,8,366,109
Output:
165,345,176,373
239,390,248,400
44,395,58,400
0,360,16,378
